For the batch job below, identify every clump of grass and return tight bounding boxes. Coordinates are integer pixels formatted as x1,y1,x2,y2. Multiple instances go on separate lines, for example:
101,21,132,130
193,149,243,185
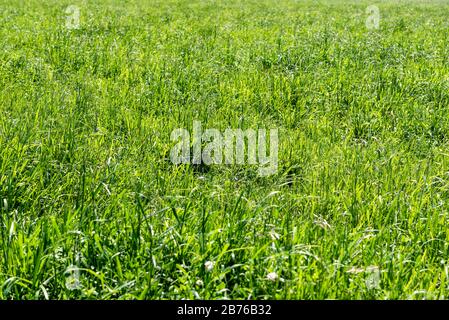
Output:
1,0,449,299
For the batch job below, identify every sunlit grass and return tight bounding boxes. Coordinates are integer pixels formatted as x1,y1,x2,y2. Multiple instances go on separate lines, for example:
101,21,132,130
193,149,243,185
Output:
1,0,449,299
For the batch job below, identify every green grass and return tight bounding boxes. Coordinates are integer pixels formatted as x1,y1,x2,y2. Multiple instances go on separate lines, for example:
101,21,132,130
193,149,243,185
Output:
1,0,449,299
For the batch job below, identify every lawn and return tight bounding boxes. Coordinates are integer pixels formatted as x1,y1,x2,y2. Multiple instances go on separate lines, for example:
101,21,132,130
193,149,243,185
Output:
1,0,449,299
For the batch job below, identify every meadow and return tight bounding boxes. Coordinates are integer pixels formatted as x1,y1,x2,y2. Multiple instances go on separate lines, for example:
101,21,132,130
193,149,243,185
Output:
1,0,449,299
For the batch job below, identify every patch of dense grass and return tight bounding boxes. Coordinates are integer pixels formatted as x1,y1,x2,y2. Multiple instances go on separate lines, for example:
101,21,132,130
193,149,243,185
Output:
1,0,449,299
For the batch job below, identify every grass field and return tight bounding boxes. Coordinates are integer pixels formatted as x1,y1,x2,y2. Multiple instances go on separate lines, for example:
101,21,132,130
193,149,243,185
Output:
1,0,449,299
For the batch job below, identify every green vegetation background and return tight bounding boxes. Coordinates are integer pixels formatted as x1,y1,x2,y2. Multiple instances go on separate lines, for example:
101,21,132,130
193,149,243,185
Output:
1,0,449,299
